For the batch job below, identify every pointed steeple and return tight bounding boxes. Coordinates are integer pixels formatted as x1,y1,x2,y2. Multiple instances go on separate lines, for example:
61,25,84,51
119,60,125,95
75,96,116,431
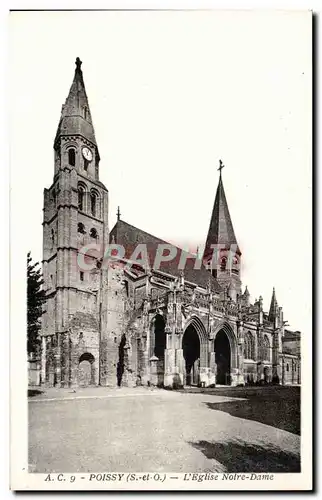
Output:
243,286,250,306
55,58,98,149
268,287,279,322
204,161,240,258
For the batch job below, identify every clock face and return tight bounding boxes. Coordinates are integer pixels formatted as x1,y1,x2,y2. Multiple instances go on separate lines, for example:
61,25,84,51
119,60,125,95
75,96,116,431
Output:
82,147,93,162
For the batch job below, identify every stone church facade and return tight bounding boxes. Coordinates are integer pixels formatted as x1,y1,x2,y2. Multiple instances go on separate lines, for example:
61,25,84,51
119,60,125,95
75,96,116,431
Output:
40,58,301,389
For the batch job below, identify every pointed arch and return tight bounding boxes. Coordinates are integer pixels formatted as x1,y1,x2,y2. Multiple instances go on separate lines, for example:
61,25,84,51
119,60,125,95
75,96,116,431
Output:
183,315,208,345
183,315,208,368
244,331,255,360
149,313,166,359
213,321,238,369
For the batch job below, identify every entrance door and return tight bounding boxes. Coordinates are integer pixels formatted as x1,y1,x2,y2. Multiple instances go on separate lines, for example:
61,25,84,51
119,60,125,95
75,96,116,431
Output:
78,353,95,387
215,330,231,385
79,360,91,386
183,324,200,386
153,315,166,386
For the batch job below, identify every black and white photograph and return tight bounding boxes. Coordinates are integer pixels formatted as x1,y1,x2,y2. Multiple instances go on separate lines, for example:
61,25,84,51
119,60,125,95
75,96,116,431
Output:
9,8,312,491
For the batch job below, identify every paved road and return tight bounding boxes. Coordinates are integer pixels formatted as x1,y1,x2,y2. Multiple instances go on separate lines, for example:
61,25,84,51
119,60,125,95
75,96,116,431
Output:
29,387,300,473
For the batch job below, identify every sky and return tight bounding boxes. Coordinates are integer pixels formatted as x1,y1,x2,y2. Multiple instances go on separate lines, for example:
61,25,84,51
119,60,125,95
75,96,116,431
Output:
9,10,312,333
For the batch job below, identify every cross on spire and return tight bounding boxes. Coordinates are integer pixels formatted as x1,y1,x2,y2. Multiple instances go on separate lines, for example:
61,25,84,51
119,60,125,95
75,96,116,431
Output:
218,159,225,177
117,206,121,221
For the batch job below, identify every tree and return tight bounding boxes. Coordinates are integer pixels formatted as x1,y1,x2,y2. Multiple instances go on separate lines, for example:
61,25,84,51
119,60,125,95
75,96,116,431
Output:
27,252,46,356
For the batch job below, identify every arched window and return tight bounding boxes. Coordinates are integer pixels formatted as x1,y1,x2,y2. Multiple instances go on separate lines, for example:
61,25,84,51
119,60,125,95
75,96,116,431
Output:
84,106,88,120
262,335,270,361
232,255,239,275
51,228,55,246
68,148,76,166
90,190,100,218
220,256,227,271
90,193,97,217
244,332,254,360
286,363,289,372
78,222,85,234
52,189,56,206
78,184,86,212
90,228,98,239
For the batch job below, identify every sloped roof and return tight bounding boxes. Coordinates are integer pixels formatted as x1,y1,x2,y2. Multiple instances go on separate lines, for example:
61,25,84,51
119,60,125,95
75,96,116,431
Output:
55,58,98,152
268,288,279,322
110,219,221,292
204,174,241,259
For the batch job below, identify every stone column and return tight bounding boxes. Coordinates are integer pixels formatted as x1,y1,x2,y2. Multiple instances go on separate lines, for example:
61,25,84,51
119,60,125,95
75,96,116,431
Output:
149,355,159,386
236,321,245,386
61,333,70,388
207,335,216,387
256,326,264,384
70,348,79,388
272,328,282,384
141,348,150,386
122,343,135,387
40,335,46,386
54,334,61,388
164,324,182,388
174,347,185,388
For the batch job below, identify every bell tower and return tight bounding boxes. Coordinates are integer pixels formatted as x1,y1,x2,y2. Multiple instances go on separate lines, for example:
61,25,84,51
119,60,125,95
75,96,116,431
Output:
203,161,242,301
41,58,109,388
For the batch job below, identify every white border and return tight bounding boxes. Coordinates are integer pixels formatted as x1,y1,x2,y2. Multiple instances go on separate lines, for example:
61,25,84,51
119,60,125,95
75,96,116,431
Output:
6,1,316,494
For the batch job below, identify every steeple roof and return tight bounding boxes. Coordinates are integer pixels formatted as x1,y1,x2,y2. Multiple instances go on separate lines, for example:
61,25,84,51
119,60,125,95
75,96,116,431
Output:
268,287,279,321
55,57,98,150
204,166,240,259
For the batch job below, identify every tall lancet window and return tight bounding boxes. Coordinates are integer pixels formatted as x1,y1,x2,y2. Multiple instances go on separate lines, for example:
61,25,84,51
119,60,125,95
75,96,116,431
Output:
68,148,76,166
90,192,97,217
78,184,86,212
244,332,255,360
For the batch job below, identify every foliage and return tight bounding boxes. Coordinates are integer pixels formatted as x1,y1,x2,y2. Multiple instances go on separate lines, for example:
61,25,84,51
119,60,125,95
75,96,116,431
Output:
27,252,46,355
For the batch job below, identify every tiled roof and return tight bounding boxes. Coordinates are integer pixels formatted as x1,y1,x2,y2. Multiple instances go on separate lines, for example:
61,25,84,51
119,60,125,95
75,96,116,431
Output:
110,219,221,292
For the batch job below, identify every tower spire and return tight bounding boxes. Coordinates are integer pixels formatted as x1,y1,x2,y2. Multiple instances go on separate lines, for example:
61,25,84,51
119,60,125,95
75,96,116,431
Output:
54,58,98,150
268,287,279,322
204,161,240,259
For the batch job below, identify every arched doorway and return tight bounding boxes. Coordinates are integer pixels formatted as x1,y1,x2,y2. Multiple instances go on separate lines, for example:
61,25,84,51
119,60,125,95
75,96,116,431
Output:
183,324,200,386
78,352,95,387
152,315,166,386
215,330,231,385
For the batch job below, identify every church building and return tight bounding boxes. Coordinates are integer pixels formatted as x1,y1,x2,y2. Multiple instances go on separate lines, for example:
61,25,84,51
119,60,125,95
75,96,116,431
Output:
40,58,301,389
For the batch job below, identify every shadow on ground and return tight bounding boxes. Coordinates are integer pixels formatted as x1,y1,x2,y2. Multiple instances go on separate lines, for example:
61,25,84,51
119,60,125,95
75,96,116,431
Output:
181,386,300,435
28,389,43,398
190,439,301,473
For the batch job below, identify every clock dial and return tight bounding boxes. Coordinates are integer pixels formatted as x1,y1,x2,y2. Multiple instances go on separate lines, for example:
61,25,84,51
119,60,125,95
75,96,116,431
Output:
82,147,93,162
